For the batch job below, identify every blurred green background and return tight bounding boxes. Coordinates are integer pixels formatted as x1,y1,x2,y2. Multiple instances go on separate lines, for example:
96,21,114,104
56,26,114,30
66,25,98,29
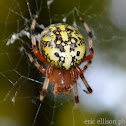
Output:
0,0,126,126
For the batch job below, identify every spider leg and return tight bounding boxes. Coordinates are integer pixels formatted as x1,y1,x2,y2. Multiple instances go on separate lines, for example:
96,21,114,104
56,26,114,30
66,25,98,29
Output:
31,14,47,64
82,60,92,72
40,76,50,101
53,83,58,96
73,82,79,108
78,16,94,71
40,65,54,101
28,53,46,74
70,68,79,107
76,66,92,94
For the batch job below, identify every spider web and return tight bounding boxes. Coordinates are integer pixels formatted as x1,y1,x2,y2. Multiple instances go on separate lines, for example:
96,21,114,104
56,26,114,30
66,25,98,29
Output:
1,0,126,126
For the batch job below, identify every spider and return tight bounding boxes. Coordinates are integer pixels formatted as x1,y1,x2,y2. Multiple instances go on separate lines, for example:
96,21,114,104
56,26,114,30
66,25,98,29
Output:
28,14,94,107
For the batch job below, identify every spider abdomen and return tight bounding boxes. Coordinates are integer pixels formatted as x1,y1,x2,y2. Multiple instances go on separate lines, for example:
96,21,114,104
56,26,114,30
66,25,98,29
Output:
39,23,86,70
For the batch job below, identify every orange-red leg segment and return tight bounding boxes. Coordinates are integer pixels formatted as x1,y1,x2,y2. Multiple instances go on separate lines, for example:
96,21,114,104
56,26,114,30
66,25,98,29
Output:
28,53,46,74
76,66,92,94
31,14,47,65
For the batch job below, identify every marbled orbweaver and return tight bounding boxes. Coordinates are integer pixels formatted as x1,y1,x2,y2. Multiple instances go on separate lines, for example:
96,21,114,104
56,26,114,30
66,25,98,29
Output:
28,14,94,107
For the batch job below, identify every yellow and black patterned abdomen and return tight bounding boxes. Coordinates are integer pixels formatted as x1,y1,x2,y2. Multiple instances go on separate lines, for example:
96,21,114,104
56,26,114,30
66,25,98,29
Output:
39,23,86,70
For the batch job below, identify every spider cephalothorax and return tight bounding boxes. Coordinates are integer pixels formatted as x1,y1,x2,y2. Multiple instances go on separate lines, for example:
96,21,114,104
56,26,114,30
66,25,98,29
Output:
28,14,94,107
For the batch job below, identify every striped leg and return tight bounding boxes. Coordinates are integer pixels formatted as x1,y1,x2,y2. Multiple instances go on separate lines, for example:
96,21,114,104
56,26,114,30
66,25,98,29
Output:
82,60,92,72
73,82,79,108
76,66,92,94
30,14,47,64
78,16,94,71
40,76,50,101
27,53,48,101
28,53,46,74
70,68,79,107
40,65,54,101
